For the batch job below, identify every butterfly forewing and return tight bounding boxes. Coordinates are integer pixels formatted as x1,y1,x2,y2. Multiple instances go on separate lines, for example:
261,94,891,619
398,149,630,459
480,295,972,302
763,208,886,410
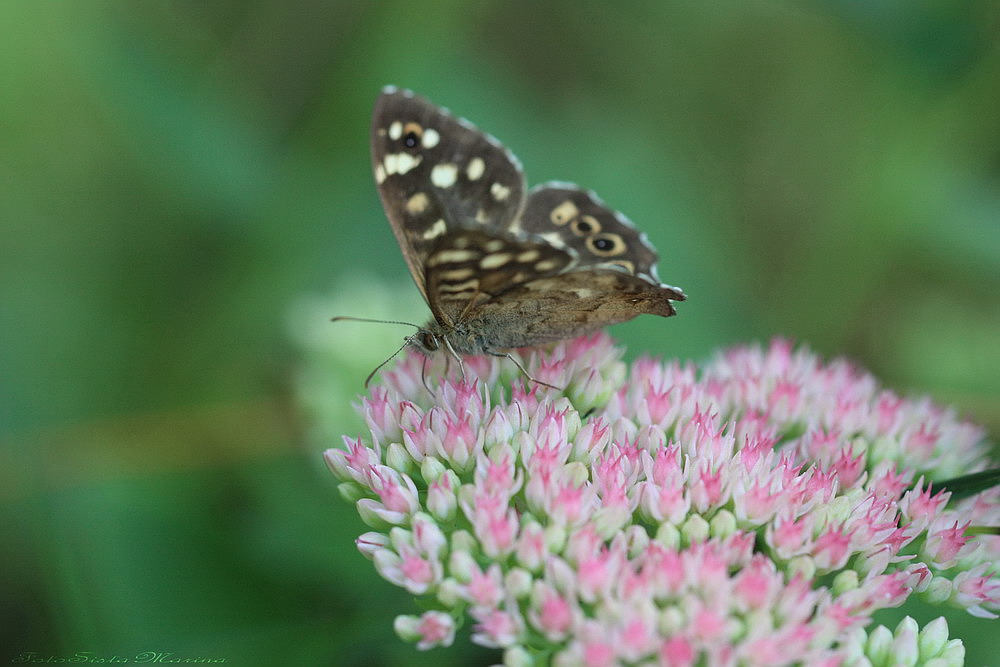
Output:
423,227,576,325
371,88,527,304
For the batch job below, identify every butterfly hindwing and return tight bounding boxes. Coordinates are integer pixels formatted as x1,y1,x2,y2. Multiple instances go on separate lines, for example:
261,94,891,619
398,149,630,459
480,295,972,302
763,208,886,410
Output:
370,88,527,302
468,270,679,349
518,184,669,287
454,183,685,347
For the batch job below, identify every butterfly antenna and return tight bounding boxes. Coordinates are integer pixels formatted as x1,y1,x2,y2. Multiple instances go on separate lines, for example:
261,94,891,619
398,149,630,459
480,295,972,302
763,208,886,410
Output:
493,351,562,391
364,336,414,388
332,315,422,329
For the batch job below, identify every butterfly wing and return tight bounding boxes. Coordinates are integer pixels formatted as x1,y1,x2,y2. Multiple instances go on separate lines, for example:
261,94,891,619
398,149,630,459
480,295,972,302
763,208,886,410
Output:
458,183,686,349
517,183,681,291
467,269,680,349
422,226,577,327
370,87,527,307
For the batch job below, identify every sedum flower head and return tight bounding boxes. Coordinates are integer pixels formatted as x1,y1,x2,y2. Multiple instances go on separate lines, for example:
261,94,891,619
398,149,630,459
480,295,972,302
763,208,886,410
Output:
322,333,999,664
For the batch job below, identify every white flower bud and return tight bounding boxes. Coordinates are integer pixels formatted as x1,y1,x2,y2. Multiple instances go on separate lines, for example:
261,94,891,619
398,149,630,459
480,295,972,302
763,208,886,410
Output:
709,509,737,539
681,514,709,544
503,646,534,667
917,617,950,659
831,569,859,595
385,441,413,474
891,616,919,666
420,455,447,483
655,522,680,550
865,625,893,666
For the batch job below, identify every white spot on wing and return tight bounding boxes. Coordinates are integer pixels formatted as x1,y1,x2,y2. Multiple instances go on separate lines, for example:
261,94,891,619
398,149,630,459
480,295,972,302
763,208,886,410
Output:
480,253,512,269
438,278,479,294
405,192,429,215
550,200,579,225
466,157,485,181
648,262,661,282
490,182,511,201
374,164,386,184
539,232,566,248
384,152,422,176
431,164,459,188
388,122,402,140
428,249,477,266
421,219,447,240
440,268,474,281
422,128,440,148
528,180,578,194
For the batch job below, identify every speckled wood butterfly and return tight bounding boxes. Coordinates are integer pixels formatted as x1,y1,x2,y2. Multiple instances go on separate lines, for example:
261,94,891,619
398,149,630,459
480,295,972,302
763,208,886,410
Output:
369,86,685,373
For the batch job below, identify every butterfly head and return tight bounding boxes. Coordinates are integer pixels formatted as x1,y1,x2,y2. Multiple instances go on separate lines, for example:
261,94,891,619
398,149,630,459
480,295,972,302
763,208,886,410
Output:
410,328,442,353
407,319,492,359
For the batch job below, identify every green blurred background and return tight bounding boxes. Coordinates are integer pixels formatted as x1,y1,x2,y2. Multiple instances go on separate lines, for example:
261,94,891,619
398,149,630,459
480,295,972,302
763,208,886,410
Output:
2,1,998,664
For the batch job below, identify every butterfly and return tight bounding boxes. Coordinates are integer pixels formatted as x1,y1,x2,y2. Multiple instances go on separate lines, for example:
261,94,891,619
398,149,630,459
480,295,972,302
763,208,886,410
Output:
368,86,685,379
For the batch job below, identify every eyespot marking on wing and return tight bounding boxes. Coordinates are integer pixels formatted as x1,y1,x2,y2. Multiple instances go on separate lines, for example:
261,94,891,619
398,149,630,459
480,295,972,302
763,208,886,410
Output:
586,233,626,257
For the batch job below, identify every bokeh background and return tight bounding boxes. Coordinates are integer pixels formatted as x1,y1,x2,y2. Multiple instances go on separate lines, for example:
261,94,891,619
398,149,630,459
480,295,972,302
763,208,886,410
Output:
3,1,998,664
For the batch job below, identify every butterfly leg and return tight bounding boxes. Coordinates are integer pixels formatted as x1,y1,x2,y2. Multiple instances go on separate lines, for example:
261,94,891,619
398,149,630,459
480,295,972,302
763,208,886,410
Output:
441,336,468,382
489,351,562,391
420,353,436,397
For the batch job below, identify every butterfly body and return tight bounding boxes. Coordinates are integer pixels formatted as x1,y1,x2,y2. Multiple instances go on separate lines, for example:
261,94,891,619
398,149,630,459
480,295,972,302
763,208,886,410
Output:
371,87,685,361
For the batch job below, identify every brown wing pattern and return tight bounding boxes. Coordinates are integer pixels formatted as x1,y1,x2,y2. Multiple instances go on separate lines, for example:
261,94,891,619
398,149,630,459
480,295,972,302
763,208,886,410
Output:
371,88,526,303
423,227,575,325
519,183,672,288
466,270,680,349
369,88,686,357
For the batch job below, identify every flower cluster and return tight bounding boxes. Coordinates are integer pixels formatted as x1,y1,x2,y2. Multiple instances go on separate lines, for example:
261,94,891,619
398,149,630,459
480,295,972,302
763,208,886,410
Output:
324,333,999,665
